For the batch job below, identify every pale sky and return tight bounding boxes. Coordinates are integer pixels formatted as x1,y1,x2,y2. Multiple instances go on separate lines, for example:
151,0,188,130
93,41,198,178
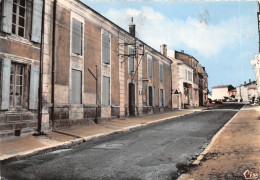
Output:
82,0,258,91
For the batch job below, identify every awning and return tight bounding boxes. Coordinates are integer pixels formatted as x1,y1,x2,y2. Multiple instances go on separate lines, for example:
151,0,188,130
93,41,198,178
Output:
184,83,192,88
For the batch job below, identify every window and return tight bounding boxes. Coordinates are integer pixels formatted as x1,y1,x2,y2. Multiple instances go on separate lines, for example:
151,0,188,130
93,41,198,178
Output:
160,64,163,82
188,71,192,81
71,70,82,104
102,76,110,105
128,47,134,74
12,0,26,37
10,63,24,107
159,89,164,107
185,69,187,80
102,30,110,64
147,56,153,78
72,19,83,55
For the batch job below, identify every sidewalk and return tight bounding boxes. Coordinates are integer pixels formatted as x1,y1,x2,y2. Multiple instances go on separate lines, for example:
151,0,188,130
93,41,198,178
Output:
178,105,260,180
0,108,204,162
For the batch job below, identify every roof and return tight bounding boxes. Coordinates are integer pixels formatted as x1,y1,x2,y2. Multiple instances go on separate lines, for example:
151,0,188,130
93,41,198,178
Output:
248,87,257,90
229,89,237,92
212,85,232,89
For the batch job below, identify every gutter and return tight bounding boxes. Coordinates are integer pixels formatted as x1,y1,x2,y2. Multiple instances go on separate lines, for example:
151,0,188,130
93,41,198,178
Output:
51,0,57,130
38,0,45,134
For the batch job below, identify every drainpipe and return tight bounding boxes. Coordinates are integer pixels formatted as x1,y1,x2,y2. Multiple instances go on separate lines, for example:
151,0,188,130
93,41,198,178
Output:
51,0,57,130
38,0,45,134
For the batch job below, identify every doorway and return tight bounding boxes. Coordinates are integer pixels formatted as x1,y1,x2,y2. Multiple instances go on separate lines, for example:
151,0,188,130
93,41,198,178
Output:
129,83,135,116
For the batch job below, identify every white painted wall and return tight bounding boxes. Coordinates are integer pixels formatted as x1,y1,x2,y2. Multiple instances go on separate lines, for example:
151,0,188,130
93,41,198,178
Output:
211,88,229,100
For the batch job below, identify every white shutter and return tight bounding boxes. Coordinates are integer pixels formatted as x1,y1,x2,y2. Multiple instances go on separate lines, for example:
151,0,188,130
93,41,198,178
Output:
29,65,39,110
0,59,11,110
31,0,43,43
1,0,13,33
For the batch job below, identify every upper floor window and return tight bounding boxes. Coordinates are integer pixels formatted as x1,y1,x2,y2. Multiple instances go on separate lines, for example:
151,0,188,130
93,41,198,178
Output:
188,71,192,81
1,0,43,43
72,18,83,55
128,47,134,74
147,55,153,79
159,63,163,82
12,0,26,37
102,30,111,65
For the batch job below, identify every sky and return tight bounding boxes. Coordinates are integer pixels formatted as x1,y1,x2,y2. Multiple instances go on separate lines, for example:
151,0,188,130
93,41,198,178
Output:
82,0,258,92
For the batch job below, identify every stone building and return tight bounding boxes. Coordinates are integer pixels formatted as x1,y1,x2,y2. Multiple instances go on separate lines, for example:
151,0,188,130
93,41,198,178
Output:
0,0,174,140
0,0,51,140
212,85,235,100
236,80,257,102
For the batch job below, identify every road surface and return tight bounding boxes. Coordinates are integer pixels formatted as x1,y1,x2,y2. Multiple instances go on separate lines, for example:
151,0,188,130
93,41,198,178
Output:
1,103,244,180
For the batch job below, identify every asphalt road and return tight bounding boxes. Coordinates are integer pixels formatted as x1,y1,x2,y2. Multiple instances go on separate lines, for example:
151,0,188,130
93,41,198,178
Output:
1,103,244,180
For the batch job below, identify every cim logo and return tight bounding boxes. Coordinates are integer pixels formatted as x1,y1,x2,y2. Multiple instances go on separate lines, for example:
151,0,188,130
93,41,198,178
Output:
244,169,260,180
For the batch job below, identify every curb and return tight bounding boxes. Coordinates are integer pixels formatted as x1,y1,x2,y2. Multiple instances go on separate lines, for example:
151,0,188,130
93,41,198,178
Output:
177,105,245,180
1,109,202,163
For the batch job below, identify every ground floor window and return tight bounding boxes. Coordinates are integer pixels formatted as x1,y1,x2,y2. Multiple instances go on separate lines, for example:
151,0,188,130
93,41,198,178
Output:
10,63,24,107
159,89,164,107
102,76,110,105
71,69,82,104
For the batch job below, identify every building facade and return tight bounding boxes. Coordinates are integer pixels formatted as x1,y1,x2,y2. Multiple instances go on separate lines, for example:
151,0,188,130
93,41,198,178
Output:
236,80,257,102
0,0,175,140
212,85,235,100
0,0,49,139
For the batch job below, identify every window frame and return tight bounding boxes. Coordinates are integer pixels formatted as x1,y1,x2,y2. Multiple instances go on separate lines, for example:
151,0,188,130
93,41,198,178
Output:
12,0,27,38
71,18,83,56
159,63,164,83
147,54,153,79
128,46,135,74
9,63,24,108
101,30,111,65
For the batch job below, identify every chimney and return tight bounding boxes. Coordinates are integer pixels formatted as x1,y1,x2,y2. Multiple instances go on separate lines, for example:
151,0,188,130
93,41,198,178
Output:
160,44,167,56
244,81,246,85
181,50,184,53
249,79,251,83
129,17,135,37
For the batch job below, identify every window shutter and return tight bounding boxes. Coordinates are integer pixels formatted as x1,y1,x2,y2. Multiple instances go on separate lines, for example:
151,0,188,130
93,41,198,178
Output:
160,64,163,82
148,57,153,79
71,70,82,104
102,31,110,64
129,48,134,73
148,57,153,78
0,59,11,110
72,19,82,55
146,85,149,106
29,65,39,110
31,0,43,43
1,0,13,33
159,88,161,107
152,86,154,106
102,77,110,105
163,89,165,107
